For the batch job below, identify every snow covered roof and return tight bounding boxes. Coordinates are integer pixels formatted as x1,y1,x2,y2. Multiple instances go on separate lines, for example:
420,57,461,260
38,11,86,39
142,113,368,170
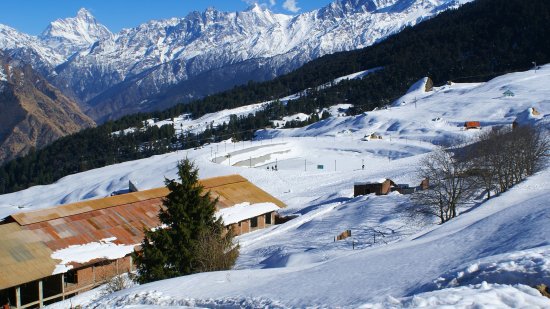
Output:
354,179,388,185
216,202,280,225
51,237,136,275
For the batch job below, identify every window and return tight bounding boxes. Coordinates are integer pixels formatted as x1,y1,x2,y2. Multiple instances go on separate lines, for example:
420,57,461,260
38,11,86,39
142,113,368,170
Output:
64,269,77,285
265,213,272,225
250,217,258,228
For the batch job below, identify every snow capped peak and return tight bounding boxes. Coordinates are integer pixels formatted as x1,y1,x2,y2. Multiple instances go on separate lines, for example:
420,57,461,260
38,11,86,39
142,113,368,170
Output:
76,8,94,19
245,2,264,12
40,8,113,58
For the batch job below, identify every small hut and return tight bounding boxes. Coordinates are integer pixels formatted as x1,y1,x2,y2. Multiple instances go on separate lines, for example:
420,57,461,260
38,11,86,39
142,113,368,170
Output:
425,77,434,92
464,121,481,130
362,133,383,141
354,179,396,196
503,90,515,97
420,178,430,190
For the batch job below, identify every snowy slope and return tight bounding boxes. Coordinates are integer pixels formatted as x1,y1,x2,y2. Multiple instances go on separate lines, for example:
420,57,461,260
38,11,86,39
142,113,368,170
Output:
1,64,548,216
47,166,550,308
1,65,549,307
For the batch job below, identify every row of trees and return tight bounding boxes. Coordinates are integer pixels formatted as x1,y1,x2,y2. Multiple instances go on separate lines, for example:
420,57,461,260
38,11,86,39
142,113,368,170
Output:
410,125,548,224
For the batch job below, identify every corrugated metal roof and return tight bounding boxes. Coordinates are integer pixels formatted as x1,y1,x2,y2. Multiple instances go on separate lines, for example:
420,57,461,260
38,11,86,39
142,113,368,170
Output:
0,223,58,290
10,175,284,226
0,174,285,289
24,198,164,252
10,187,169,226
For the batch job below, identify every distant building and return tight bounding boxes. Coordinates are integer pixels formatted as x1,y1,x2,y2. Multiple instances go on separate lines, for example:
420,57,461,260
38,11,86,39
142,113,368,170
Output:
354,179,396,196
392,178,430,194
392,183,416,195
0,175,284,308
464,121,481,130
503,90,515,97
362,133,383,141
420,178,430,190
355,178,429,197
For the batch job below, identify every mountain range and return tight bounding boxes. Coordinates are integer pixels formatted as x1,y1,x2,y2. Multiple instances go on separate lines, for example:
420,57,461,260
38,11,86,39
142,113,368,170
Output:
0,0,471,123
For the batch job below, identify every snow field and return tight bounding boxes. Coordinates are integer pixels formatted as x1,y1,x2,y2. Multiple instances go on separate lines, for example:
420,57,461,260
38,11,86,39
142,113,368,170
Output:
1,65,548,307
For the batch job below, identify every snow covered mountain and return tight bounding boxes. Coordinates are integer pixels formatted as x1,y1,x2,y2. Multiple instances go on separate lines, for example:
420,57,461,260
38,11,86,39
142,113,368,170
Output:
0,24,63,74
40,8,113,60
0,0,472,122
0,8,112,76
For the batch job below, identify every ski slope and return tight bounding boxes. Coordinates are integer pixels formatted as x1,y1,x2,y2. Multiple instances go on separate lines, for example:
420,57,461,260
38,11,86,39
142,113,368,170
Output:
0,65,549,308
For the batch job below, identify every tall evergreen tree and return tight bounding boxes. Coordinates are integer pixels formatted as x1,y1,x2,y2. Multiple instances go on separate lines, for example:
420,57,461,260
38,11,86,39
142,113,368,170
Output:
134,159,238,284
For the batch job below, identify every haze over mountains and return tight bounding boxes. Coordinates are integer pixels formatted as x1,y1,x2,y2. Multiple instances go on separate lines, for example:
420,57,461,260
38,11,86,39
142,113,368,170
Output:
0,0,471,123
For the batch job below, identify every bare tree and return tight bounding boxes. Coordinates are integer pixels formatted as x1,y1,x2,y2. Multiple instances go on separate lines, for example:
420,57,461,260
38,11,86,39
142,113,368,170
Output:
409,148,475,224
103,273,133,295
470,125,549,198
467,129,502,199
193,226,239,273
511,125,549,177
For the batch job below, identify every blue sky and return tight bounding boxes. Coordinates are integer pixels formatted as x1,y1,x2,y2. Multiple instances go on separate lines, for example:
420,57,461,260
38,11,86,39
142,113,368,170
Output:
0,0,334,35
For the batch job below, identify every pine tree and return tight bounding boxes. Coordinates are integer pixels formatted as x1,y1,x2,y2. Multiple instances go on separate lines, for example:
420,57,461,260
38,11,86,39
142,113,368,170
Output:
134,159,238,284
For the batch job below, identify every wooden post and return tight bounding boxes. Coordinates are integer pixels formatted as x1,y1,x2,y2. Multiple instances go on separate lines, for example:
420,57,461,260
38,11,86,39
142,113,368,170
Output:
15,286,21,309
38,280,43,307
61,274,65,300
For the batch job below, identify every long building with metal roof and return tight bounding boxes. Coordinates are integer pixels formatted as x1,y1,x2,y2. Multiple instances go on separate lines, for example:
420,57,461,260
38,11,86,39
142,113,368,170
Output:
0,174,284,308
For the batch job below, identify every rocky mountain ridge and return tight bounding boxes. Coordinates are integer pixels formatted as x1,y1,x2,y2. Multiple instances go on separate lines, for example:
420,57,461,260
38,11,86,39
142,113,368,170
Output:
0,0,472,122
0,53,95,163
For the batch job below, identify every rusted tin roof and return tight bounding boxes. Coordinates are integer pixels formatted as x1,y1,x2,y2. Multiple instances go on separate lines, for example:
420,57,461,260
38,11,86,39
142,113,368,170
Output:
10,187,169,226
206,175,286,209
0,174,285,289
0,223,58,289
9,174,282,226
464,121,481,128
23,197,164,252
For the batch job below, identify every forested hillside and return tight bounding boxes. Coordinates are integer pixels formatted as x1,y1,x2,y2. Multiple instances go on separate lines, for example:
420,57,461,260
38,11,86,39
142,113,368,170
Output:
1,0,549,194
